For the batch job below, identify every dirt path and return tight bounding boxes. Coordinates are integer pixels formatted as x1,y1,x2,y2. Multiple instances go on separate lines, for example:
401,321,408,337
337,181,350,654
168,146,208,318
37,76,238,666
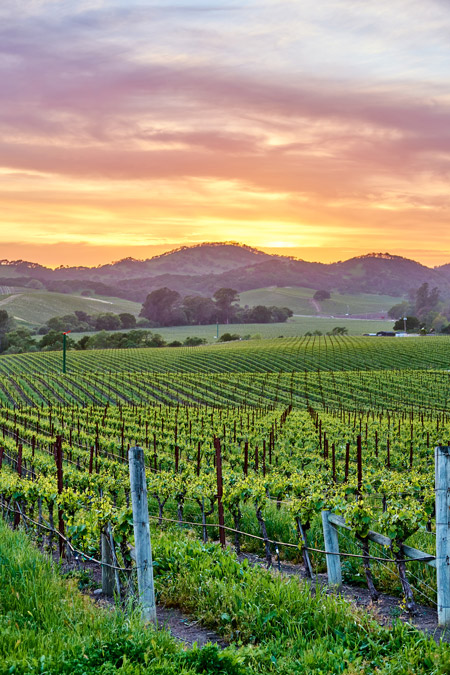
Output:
308,298,321,314
0,293,22,307
63,548,449,648
65,557,227,648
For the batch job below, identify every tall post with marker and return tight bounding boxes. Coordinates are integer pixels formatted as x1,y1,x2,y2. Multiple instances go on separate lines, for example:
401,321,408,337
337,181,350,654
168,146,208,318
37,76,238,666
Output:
62,331,71,374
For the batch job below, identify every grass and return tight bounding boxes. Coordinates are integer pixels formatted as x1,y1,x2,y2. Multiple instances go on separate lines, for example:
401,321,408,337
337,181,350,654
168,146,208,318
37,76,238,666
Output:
70,316,395,344
0,286,398,334
0,518,244,675
0,291,141,328
153,528,448,674
2,517,448,675
239,287,403,317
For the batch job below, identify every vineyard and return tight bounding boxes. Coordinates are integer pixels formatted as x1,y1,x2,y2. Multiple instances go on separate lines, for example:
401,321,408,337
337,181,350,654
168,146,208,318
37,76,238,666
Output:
1,335,450,376
2,335,450,673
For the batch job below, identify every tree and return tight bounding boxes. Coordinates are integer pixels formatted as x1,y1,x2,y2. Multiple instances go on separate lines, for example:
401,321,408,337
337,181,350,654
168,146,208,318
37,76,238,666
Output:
218,332,240,342
136,317,153,328
387,301,411,320
0,310,12,351
26,279,44,289
269,306,293,322
328,326,348,336
3,328,36,354
167,307,188,326
432,314,448,332
39,331,75,351
0,310,11,335
140,288,181,326
213,288,239,323
74,310,91,324
94,313,122,331
393,316,420,332
119,313,137,329
145,333,166,348
184,336,207,346
313,290,331,301
77,336,90,350
248,305,272,323
182,296,217,325
414,283,440,320
47,316,69,332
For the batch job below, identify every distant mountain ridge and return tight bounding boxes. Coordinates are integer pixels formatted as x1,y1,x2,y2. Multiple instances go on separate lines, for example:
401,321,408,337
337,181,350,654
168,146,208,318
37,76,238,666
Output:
0,243,449,302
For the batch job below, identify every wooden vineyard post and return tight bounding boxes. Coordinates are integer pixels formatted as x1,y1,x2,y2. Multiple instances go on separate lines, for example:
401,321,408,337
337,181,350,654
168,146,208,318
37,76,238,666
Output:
435,445,450,626
101,530,115,597
55,435,65,558
128,445,157,624
215,438,226,548
321,510,342,588
13,444,23,529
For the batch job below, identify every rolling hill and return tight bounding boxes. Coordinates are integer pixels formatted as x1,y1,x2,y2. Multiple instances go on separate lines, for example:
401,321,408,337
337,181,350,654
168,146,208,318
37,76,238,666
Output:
0,243,449,304
239,287,402,318
0,291,141,328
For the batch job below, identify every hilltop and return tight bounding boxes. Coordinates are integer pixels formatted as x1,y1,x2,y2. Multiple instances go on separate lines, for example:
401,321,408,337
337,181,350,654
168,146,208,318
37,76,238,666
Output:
0,243,449,303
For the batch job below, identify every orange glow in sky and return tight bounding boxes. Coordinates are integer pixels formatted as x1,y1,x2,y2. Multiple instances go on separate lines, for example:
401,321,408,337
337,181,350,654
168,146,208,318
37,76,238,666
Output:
1,1,450,268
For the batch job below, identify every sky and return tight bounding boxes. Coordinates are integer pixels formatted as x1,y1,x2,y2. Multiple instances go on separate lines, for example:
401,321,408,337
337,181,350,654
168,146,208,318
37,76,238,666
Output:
1,0,450,268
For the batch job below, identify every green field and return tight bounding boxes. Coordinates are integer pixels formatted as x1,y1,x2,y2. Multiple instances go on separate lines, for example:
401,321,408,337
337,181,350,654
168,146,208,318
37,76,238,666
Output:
2,332,450,673
0,334,447,379
0,290,141,327
70,315,395,344
239,286,402,317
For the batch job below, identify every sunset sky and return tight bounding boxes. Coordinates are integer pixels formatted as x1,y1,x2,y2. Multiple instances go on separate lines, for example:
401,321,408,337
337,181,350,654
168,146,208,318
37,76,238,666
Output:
1,0,449,267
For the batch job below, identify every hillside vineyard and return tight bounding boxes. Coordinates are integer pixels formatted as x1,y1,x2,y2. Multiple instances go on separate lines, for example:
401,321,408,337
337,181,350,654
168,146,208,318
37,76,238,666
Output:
0,334,448,613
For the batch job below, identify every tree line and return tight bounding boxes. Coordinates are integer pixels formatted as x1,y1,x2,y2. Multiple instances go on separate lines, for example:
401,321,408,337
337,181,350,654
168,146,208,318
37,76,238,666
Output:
139,287,293,326
35,287,292,335
0,283,293,354
0,310,211,354
388,283,450,333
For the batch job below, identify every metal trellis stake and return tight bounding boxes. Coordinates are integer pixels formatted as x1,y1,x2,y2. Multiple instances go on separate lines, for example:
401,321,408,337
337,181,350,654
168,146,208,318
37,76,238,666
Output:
129,445,157,624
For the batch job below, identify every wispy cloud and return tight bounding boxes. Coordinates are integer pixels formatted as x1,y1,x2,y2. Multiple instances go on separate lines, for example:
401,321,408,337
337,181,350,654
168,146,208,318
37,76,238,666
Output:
0,0,449,265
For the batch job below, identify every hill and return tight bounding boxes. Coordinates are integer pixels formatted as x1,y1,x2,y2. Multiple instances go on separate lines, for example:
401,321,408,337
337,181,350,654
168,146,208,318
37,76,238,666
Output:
435,262,450,282
86,242,278,279
331,253,447,295
0,244,449,303
239,287,402,318
0,290,141,328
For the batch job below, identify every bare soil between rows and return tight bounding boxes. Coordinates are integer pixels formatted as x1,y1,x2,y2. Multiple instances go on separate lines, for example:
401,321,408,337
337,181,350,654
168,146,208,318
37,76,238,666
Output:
60,547,450,648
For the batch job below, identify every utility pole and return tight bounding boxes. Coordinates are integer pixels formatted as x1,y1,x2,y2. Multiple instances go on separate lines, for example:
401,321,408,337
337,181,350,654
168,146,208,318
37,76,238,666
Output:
62,331,71,373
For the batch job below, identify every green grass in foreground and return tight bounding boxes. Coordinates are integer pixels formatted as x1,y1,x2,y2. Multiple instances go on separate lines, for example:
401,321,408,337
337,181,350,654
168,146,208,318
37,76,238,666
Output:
0,519,242,675
1,519,449,674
